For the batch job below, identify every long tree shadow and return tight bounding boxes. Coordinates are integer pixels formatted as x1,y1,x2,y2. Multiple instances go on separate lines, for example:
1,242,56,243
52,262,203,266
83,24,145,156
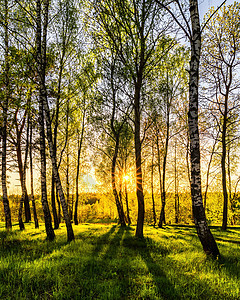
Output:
122,230,181,300
79,225,128,299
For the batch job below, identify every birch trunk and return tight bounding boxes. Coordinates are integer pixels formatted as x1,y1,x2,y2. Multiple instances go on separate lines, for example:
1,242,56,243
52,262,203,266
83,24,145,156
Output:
188,0,219,257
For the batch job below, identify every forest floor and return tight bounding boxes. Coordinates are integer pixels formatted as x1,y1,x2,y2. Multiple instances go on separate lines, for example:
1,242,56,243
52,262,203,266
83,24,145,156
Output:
0,222,239,299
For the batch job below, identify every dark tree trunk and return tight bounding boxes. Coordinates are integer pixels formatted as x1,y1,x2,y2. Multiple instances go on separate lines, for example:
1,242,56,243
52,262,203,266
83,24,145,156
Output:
204,138,217,208
188,0,219,257
56,185,61,223
134,78,145,238
174,140,179,224
159,76,171,228
156,131,163,194
1,0,12,230
151,144,156,226
18,194,25,230
158,101,170,228
15,117,31,224
74,131,81,225
18,112,30,230
29,117,39,229
111,137,126,227
74,123,85,225
124,179,131,225
66,98,70,217
221,93,228,231
51,175,59,229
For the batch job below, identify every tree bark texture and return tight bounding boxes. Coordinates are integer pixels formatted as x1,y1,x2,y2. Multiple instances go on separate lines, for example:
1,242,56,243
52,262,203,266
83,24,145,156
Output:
188,0,220,257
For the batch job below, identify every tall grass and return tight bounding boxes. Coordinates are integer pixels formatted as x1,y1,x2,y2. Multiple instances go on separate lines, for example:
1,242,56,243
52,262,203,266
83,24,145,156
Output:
0,223,239,299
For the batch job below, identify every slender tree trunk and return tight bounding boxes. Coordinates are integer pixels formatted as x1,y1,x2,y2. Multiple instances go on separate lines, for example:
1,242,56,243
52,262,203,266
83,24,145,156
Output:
51,174,59,229
66,98,70,217
221,94,228,231
156,132,163,189
1,0,12,230
66,145,70,215
36,0,55,241
74,115,86,225
111,137,126,227
151,143,156,226
18,113,30,230
227,147,232,204
134,79,145,237
18,194,25,230
158,97,170,228
56,185,61,223
29,117,39,229
174,140,179,224
204,138,217,208
188,0,219,257
15,120,31,223
124,178,131,225
74,131,81,225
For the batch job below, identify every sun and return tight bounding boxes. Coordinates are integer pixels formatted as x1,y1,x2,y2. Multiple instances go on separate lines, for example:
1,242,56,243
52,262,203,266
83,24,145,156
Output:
123,174,130,181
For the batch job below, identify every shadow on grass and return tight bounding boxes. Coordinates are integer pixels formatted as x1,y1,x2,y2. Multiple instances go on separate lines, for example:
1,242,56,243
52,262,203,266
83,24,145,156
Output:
1,224,239,300
122,230,180,300
0,229,68,261
79,225,129,299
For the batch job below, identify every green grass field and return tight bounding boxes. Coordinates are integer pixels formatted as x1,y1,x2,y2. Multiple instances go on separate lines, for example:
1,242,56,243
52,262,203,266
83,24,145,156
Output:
0,222,239,299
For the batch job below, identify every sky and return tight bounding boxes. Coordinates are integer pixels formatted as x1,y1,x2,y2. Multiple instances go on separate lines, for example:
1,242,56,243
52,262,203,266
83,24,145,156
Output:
199,0,237,19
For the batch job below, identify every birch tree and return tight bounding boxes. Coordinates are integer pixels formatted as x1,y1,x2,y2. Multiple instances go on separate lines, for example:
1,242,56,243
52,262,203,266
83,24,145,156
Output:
156,0,223,257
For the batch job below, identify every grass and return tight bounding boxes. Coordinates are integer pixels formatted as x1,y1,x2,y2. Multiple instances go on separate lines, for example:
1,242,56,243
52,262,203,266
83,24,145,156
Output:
0,223,239,299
